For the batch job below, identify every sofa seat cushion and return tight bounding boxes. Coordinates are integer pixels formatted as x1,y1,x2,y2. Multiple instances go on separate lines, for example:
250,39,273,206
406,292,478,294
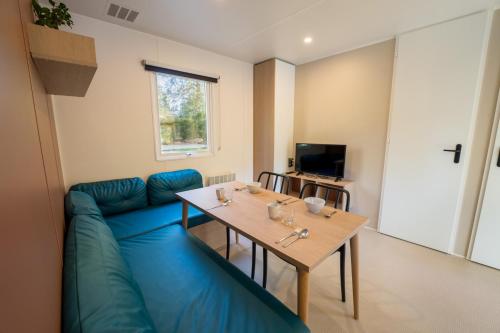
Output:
147,169,203,206
105,202,212,240
70,177,148,216
118,225,309,333
63,214,156,333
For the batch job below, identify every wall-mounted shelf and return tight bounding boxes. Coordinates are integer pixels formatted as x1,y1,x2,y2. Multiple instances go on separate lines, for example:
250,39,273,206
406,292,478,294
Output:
27,24,97,97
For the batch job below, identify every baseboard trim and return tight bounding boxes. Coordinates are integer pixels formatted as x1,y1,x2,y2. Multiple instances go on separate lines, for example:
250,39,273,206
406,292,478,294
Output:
364,225,378,231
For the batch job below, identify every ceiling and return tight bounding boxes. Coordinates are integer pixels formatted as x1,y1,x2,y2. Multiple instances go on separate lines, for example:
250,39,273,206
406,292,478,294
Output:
63,0,496,64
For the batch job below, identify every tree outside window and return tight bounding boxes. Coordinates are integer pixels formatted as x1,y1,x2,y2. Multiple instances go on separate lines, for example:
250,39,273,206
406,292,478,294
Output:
155,72,209,153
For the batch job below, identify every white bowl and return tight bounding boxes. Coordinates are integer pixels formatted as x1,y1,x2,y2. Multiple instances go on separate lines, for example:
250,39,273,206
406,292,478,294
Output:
304,197,326,214
247,182,262,194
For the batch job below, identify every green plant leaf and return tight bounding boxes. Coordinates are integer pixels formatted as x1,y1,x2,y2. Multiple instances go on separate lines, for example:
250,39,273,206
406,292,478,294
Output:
31,0,73,29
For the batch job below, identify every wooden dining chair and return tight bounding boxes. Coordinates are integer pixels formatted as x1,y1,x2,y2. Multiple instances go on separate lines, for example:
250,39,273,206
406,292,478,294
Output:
249,171,290,288
261,182,351,302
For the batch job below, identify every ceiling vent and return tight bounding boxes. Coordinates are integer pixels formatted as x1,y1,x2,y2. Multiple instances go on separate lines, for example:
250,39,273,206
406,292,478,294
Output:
107,3,139,22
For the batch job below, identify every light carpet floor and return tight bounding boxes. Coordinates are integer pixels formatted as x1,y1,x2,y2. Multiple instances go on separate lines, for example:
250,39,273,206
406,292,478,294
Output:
191,222,500,333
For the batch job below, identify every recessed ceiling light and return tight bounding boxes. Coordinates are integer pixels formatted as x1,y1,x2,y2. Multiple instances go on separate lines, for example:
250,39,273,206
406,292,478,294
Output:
304,37,313,44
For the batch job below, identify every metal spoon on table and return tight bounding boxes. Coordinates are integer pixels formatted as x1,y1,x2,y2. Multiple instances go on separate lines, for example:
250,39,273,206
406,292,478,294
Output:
207,199,230,210
282,229,309,248
324,210,337,218
275,228,303,244
276,197,293,204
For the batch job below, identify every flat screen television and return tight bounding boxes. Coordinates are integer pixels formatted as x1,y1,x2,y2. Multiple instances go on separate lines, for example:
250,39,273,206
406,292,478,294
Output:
295,143,346,178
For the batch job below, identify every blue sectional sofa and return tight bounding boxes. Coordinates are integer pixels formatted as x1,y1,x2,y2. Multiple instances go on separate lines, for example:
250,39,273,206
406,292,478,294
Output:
63,169,310,333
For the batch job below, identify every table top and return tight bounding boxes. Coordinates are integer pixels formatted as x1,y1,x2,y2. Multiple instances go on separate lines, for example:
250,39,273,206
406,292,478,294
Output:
176,181,369,272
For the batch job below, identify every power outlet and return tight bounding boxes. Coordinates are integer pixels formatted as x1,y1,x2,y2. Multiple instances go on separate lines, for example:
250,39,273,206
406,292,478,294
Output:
288,158,294,168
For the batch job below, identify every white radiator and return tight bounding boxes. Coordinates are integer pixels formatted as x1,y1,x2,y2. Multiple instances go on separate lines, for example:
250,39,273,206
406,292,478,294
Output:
206,172,236,186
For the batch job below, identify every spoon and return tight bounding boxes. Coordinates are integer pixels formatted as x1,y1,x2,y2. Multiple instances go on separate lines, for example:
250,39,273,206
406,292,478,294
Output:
276,197,293,204
234,187,247,191
275,228,303,244
283,228,309,247
324,210,337,218
207,200,230,210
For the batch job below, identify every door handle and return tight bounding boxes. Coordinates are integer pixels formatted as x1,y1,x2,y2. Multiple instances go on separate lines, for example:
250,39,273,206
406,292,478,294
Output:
443,144,462,164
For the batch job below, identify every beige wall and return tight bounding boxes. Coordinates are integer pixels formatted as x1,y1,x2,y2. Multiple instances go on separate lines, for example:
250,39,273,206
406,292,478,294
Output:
294,39,395,228
53,14,253,188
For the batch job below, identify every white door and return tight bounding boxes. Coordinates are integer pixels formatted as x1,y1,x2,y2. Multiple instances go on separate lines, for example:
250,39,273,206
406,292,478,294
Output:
379,13,487,252
472,101,500,269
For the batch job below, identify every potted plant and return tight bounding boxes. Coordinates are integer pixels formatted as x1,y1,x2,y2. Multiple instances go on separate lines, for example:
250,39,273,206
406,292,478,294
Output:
32,0,73,29
28,0,97,97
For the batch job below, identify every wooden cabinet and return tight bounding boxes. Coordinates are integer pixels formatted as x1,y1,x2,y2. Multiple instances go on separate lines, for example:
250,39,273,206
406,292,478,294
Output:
287,172,354,211
0,0,65,331
253,58,295,180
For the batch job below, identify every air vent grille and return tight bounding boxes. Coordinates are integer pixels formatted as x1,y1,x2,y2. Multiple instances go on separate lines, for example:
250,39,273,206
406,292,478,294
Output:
106,3,139,23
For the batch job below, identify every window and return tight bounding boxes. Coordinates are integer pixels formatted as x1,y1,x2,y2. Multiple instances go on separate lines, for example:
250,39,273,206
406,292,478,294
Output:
148,64,218,160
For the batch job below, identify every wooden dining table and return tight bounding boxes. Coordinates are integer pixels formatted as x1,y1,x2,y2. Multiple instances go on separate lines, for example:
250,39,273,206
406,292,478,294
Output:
176,181,369,324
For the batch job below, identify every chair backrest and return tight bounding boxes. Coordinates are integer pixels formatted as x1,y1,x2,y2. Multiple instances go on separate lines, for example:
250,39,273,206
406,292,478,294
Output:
257,171,290,194
299,182,350,212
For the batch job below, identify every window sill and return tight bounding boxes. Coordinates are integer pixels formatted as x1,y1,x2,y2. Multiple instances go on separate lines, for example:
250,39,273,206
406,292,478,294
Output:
156,151,214,161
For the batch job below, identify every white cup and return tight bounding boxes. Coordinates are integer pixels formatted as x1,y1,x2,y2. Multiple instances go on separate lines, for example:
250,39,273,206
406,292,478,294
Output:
216,188,225,201
267,202,281,220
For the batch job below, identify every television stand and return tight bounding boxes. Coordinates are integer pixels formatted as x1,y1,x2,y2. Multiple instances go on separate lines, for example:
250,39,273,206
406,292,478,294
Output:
287,171,354,211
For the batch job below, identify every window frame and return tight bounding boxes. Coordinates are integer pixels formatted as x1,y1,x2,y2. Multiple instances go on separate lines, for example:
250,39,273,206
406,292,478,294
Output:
150,67,219,161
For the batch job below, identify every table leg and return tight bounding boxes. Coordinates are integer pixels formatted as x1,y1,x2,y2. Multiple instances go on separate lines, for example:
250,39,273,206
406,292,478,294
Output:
297,268,310,324
182,201,188,230
350,233,359,319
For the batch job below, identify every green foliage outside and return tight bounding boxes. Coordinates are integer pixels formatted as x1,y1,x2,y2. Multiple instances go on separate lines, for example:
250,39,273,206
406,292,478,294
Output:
157,73,208,150
32,0,73,29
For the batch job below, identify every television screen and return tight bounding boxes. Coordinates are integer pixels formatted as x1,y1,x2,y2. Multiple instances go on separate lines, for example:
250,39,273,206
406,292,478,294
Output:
295,143,346,178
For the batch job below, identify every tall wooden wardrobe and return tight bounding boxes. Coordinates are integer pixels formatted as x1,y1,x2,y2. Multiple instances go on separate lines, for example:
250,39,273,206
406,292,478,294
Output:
1,0,65,331
253,58,296,180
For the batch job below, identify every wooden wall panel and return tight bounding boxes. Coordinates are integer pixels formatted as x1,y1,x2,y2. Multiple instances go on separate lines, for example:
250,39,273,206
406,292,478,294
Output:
19,0,65,258
253,59,276,180
0,0,63,331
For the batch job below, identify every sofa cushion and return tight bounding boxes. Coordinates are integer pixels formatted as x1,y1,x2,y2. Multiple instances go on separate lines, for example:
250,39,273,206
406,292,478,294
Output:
118,225,309,333
70,177,148,216
65,190,102,219
63,214,156,333
105,202,212,240
147,169,203,206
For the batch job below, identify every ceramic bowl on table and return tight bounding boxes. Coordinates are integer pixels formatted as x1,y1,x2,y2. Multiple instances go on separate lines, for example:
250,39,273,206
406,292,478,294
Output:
304,197,326,214
247,182,262,194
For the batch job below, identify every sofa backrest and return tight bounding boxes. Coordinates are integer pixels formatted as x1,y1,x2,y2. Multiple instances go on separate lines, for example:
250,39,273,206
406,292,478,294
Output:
69,177,148,216
63,214,157,333
147,169,203,206
65,190,103,220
